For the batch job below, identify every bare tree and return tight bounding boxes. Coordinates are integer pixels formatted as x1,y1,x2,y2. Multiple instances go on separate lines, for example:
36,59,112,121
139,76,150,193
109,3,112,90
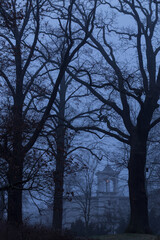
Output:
0,0,96,225
41,70,101,231
65,0,160,233
64,155,98,236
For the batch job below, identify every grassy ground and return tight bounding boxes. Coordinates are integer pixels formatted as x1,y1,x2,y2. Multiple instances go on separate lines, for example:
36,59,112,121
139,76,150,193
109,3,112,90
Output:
0,222,158,240
90,234,158,240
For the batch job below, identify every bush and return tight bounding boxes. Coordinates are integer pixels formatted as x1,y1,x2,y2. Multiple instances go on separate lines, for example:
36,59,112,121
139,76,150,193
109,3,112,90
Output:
0,221,76,240
149,208,160,235
70,219,110,237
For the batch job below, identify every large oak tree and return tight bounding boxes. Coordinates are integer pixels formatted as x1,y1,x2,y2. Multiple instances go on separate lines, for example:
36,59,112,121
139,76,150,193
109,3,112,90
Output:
68,0,160,233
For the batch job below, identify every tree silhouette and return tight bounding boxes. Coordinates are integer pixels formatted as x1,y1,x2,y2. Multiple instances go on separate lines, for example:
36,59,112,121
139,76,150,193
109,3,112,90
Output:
67,0,160,233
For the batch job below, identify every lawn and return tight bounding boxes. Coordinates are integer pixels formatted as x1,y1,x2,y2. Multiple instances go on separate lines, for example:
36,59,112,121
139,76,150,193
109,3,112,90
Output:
90,234,158,240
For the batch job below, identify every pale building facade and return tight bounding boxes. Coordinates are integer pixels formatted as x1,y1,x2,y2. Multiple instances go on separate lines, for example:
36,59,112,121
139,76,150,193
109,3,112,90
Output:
63,165,130,233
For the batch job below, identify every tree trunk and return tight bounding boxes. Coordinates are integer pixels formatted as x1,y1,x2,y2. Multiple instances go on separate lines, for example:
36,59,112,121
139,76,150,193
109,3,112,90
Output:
126,134,151,233
7,150,23,225
53,127,65,231
7,99,23,225
85,220,89,236
53,156,65,231
52,74,66,231
8,182,23,225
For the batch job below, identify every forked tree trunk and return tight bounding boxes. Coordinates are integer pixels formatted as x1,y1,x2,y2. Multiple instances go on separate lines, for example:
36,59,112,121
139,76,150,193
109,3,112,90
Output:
126,133,151,233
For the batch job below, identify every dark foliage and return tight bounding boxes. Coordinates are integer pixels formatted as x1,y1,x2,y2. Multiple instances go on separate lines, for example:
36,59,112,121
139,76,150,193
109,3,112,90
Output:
0,221,77,240
70,218,110,236
117,218,129,234
149,208,160,235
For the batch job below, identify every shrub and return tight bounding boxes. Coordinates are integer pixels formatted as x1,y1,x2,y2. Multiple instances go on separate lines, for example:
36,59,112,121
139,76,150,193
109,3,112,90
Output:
0,221,76,240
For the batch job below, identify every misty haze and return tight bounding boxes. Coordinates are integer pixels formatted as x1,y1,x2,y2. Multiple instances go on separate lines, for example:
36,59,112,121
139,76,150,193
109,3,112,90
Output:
0,1,160,240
